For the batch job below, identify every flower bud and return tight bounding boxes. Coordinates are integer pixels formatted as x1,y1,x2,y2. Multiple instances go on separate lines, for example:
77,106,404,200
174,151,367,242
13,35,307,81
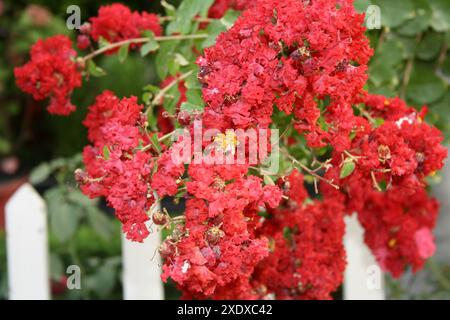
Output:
205,226,225,245
171,224,186,242
159,241,176,259
79,22,92,34
152,210,169,226
177,110,192,126
74,169,89,185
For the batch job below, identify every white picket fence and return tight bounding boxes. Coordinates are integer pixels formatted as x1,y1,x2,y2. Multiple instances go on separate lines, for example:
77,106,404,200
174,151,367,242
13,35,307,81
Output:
4,183,384,300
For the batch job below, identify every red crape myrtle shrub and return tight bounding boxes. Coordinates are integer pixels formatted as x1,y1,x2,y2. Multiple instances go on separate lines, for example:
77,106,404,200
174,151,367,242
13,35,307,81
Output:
15,0,448,300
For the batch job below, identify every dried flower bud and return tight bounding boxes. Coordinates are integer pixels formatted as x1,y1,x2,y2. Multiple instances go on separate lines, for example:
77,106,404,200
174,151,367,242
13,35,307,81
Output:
74,169,89,185
177,110,192,126
152,210,169,226
79,22,92,35
378,145,391,164
171,224,186,242
205,226,225,245
159,241,176,259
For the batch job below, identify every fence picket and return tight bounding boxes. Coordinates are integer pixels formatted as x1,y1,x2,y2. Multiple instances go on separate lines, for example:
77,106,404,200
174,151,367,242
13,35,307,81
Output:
344,215,385,300
5,183,50,300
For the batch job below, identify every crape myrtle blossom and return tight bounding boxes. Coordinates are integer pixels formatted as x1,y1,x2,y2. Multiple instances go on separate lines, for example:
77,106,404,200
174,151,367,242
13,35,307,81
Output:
14,0,449,300
14,35,82,115
160,0,371,298
77,3,162,51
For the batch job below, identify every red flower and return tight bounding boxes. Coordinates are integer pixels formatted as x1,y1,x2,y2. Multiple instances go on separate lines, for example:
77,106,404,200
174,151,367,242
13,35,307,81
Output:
89,4,161,50
14,35,82,115
252,170,346,300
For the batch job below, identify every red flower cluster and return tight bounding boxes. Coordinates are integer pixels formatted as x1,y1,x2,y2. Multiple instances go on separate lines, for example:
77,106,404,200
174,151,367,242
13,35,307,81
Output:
208,0,252,19
157,0,371,299
77,3,162,51
14,35,82,115
322,94,447,277
252,170,346,300
15,0,448,300
78,91,156,242
358,186,438,277
161,163,282,299
198,0,372,139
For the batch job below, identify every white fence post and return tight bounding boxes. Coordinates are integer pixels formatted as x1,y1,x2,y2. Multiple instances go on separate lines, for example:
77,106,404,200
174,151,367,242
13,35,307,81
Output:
5,183,50,300
122,221,164,300
344,214,385,300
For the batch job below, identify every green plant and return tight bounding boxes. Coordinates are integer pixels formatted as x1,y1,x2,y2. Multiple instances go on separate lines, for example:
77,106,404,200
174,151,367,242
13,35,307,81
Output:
356,0,450,140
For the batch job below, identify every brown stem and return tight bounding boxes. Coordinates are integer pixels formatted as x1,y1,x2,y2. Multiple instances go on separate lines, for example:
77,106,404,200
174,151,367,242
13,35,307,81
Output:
81,34,208,63
159,16,214,23
150,70,194,108
281,149,339,190
400,33,423,100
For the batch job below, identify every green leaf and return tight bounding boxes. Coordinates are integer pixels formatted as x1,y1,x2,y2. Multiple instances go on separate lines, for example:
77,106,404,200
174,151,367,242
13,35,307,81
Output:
142,92,152,105
369,37,405,88
163,84,181,114
186,88,204,106
264,175,275,186
67,189,94,207
143,84,161,94
103,145,110,160
167,0,214,35
49,253,64,281
87,60,106,77
118,43,130,63
98,36,110,48
140,33,160,57
283,227,293,242
340,161,356,179
161,0,176,17
354,0,372,13
374,117,385,128
168,55,181,75
30,163,51,185
371,0,415,28
45,188,82,243
174,53,190,66
429,0,450,32
407,63,447,105
87,207,115,241
85,258,120,298
185,73,202,90
416,32,444,61
150,134,162,153
202,20,227,49
155,41,178,79
180,102,204,113
396,0,432,36
220,9,240,29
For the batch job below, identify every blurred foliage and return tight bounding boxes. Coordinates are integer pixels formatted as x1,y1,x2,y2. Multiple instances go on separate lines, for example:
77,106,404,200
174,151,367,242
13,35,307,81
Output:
0,231,6,299
355,0,450,140
386,259,450,299
28,154,123,300
0,1,161,171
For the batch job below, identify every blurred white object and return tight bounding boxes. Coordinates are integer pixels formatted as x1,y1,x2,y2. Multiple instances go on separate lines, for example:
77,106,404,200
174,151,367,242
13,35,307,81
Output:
6,183,50,300
122,221,163,300
344,214,385,300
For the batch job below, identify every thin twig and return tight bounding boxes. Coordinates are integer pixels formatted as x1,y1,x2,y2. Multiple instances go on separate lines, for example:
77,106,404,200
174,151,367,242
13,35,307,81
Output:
81,34,208,62
150,70,194,108
159,16,214,23
400,33,423,100
281,149,339,190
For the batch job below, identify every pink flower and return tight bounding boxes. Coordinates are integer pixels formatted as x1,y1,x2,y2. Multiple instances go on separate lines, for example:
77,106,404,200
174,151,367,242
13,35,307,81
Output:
414,228,436,259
